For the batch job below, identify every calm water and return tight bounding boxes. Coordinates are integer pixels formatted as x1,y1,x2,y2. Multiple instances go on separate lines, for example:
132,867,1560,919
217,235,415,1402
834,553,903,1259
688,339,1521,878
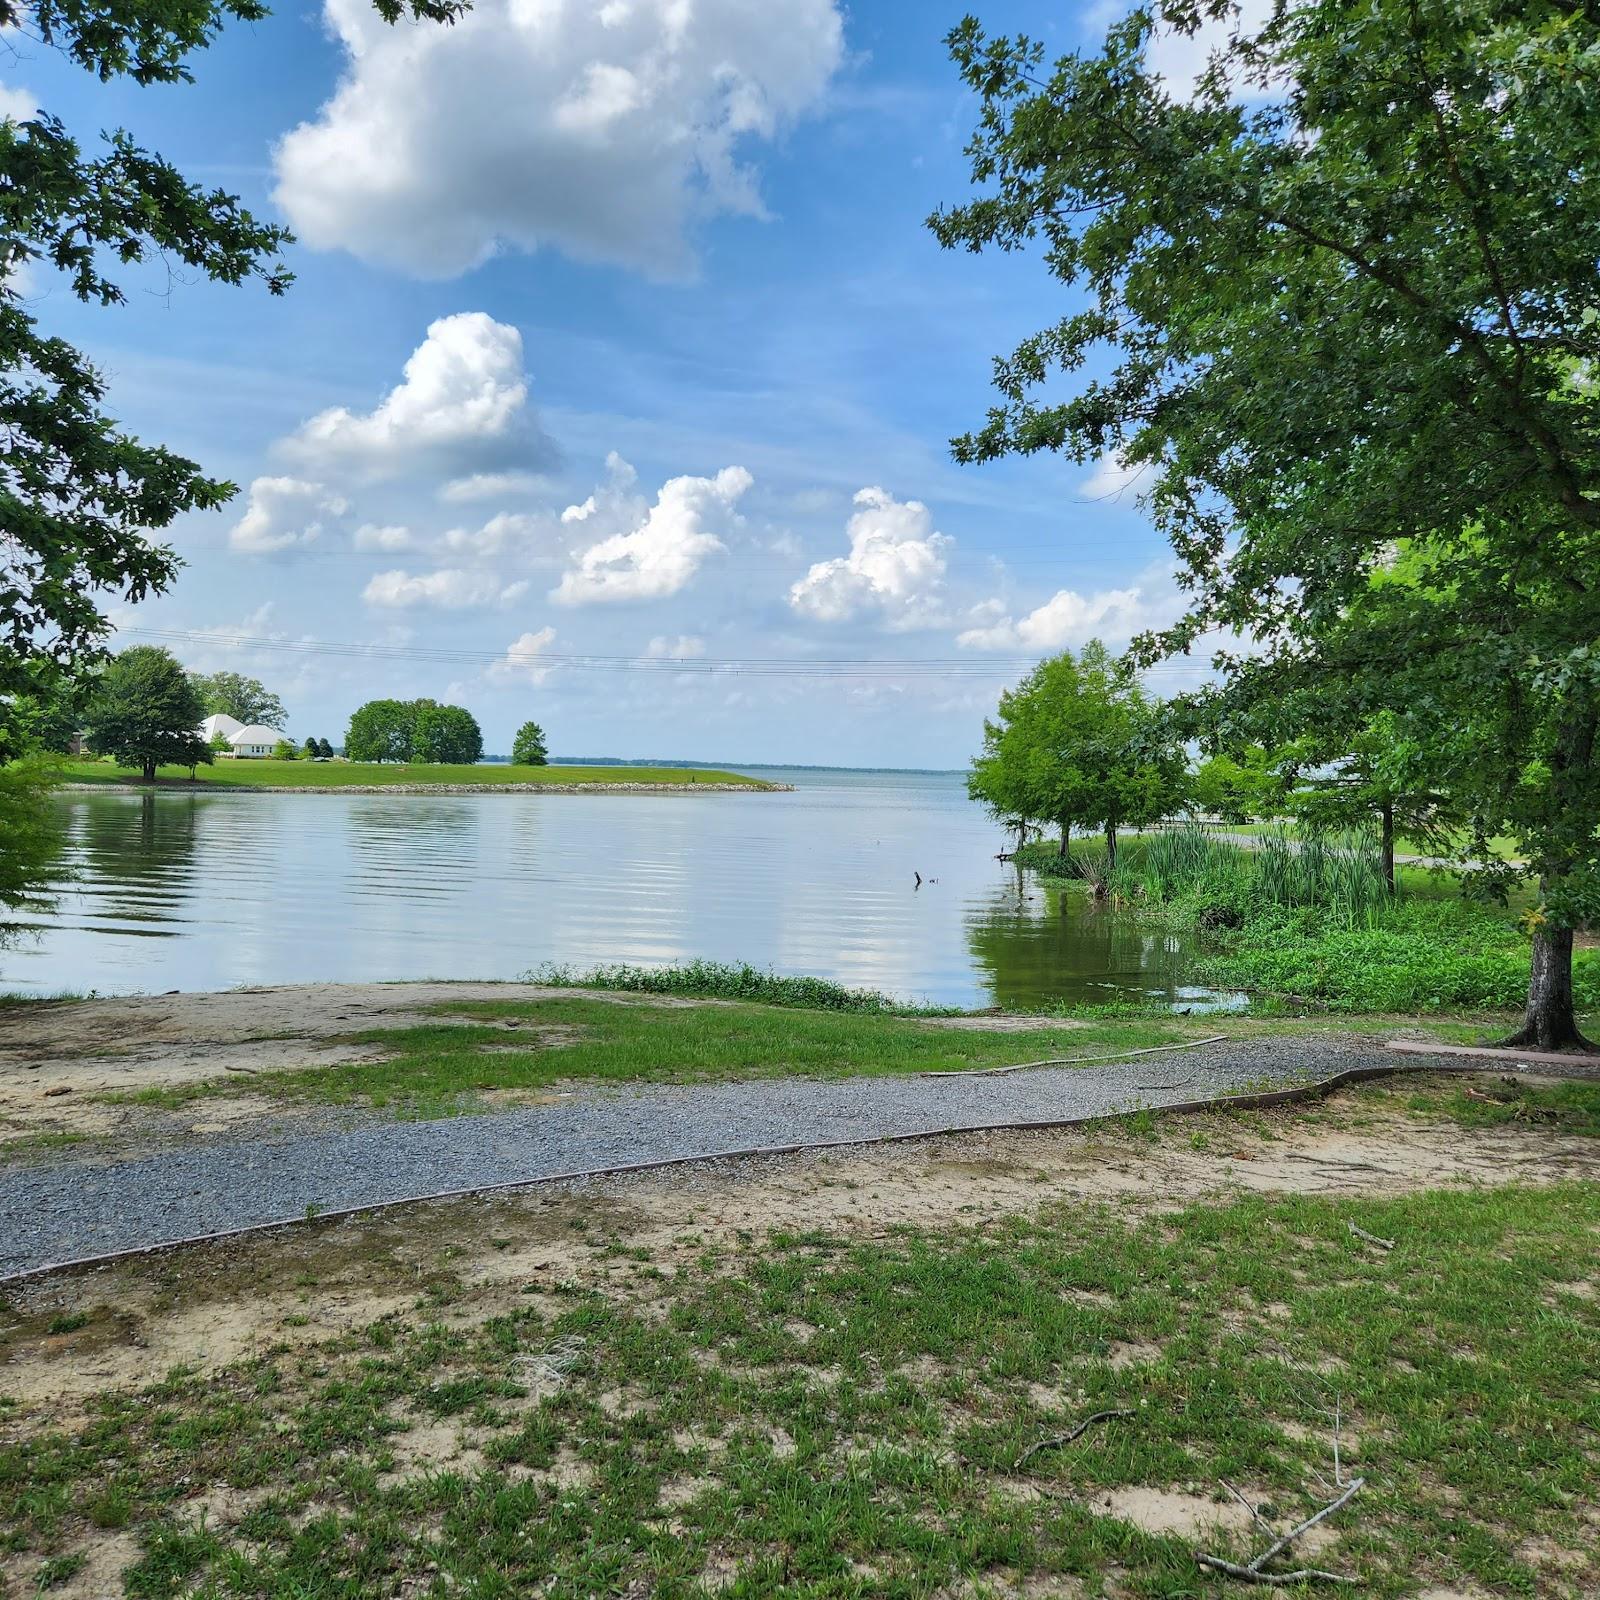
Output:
11,769,1228,1009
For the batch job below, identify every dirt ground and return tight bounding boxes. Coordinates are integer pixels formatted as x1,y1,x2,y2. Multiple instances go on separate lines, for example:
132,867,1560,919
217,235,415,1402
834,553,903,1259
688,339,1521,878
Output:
5,1076,1596,1422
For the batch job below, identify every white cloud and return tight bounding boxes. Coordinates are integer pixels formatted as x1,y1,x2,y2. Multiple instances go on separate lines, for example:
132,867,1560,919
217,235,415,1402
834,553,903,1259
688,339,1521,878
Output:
272,0,844,279
552,460,751,606
487,627,558,685
645,634,706,660
1088,0,1274,102
229,477,348,553
0,85,36,124
440,511,551,560
362,568,530,610
788,487,951,631
285,313,555,481
439,470,545,504
956,574,1185,652
353,523,415,552
1079,450,1153,502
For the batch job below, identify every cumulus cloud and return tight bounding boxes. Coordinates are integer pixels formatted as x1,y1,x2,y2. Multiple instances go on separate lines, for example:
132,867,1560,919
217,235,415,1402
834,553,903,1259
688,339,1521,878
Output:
956,573,1185,652
487,627,558,685
353,523,415,552
552,460,751,606
440,511,551,560
284,313,555,481
645,634,706,660
0,84,36,124
362,568,530,610
229,477,348,553
273,0,845,279
439,470,545,504
788,487,951,631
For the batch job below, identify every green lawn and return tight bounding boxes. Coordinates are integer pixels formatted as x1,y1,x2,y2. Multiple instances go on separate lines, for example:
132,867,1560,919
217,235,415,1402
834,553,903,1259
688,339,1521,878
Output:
54,759,772,789
109,998,1195,1117
5,1079,1596,1598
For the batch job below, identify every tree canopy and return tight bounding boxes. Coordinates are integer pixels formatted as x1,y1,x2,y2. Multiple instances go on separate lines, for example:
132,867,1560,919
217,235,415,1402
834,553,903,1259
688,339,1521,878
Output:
0,0,463,714
83,645,209,781
934,0,1600,1045
345,698,482,764
512,721,549,767
189,671,286,729
969,641,1188,863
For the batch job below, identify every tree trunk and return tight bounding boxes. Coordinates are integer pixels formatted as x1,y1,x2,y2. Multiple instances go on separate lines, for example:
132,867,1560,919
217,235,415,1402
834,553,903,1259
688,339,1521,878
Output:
1500,884,1593,1051
1379,800,1396,897
141,759,156,783
1104,822,1117,870
1057,819,1071,860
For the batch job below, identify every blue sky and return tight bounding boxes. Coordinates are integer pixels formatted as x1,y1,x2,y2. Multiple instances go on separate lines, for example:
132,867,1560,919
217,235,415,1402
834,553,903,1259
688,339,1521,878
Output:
9,0,1216,766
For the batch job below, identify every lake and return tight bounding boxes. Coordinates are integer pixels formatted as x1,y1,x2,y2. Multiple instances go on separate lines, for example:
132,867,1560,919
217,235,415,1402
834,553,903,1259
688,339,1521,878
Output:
12,768,1231,1010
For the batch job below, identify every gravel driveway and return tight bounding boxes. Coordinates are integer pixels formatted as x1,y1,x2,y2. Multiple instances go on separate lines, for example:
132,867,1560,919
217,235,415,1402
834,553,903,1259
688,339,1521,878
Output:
0,1037,1460,1278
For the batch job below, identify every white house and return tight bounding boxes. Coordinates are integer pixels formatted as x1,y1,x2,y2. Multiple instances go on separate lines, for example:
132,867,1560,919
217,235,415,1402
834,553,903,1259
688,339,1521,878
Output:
228,724,281,758
197,714,281,758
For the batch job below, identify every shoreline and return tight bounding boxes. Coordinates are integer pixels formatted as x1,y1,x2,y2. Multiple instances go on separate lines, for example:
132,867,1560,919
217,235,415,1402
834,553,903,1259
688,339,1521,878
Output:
58,779,792,796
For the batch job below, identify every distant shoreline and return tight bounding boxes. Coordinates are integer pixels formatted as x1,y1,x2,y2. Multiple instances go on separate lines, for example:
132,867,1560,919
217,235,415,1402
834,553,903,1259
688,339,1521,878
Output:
59,779,791,797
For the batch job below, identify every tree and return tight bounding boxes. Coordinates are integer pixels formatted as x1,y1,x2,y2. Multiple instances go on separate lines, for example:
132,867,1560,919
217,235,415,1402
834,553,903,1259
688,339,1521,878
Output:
316,737,334,759
1192,748,1290,829
303,736,319,759
512,721,549,767
413,703,483,765
344,700,416,763
933,2,1600,1046
83,646,210,781
273,737,297,760
969,642,1189,868
190,672,286,729
0,0,459,913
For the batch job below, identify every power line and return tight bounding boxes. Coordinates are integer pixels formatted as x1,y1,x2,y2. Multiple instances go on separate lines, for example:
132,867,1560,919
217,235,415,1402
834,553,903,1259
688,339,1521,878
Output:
122,625,1216,681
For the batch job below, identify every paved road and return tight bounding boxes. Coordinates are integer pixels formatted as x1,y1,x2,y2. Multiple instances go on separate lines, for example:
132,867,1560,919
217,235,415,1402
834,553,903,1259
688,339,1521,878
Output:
0,1039,1456,1278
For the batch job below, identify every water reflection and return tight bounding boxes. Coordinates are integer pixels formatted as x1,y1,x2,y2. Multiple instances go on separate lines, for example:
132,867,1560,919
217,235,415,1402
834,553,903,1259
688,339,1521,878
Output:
14,772,1240,1010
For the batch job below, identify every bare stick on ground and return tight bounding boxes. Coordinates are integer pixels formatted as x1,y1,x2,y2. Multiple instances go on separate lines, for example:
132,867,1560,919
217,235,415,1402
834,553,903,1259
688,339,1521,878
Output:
1346,1221,1395,1250
1198,1431,1366,1587
1014,1408,1134,1470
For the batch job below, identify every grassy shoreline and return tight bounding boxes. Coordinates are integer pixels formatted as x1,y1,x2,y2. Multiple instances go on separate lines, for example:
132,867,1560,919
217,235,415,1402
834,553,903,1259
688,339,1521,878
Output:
52,758,780,792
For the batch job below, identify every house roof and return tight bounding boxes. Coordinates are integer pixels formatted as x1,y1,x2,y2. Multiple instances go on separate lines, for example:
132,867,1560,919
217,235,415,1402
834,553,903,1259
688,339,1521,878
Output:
230,725,283,745
200,713,244,739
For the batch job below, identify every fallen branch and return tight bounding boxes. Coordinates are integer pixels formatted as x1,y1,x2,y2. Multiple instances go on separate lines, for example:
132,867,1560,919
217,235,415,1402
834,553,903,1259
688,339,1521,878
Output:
1014,1407,1134,1469
224,1065,261,1076
923,1035,1227,1080
1195,1555,1357,1586
1137,1075,1197,1091
1198,1471,1366,1587
1346,1221,1395,1251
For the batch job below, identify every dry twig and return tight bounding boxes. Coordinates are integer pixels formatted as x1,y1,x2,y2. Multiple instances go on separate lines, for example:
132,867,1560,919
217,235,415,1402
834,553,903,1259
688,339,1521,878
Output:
1014,1408,1134,1469
1346,1221,1395,1251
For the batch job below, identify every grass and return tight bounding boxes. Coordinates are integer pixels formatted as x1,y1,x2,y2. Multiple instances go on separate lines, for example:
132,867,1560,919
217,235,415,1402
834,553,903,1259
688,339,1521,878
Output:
525,960,953,1014
107,998,1192,1116
3,1089,1596,1597
54,758,773,790
1017,825,1600,1016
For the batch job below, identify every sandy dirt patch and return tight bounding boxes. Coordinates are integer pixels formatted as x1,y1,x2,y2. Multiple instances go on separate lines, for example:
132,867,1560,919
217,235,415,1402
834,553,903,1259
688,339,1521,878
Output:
4,1078,1596,1421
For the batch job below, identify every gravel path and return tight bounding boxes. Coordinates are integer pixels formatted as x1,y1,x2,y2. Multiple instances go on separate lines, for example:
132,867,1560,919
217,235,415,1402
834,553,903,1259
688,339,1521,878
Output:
0,1038,1457,1278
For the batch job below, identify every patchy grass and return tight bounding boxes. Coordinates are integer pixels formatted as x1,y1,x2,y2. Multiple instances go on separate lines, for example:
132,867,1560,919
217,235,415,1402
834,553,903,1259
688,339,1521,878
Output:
107,999,1191,1117
54,758,774,790
2,1123,1595,1599
1416,1076,1600,1137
